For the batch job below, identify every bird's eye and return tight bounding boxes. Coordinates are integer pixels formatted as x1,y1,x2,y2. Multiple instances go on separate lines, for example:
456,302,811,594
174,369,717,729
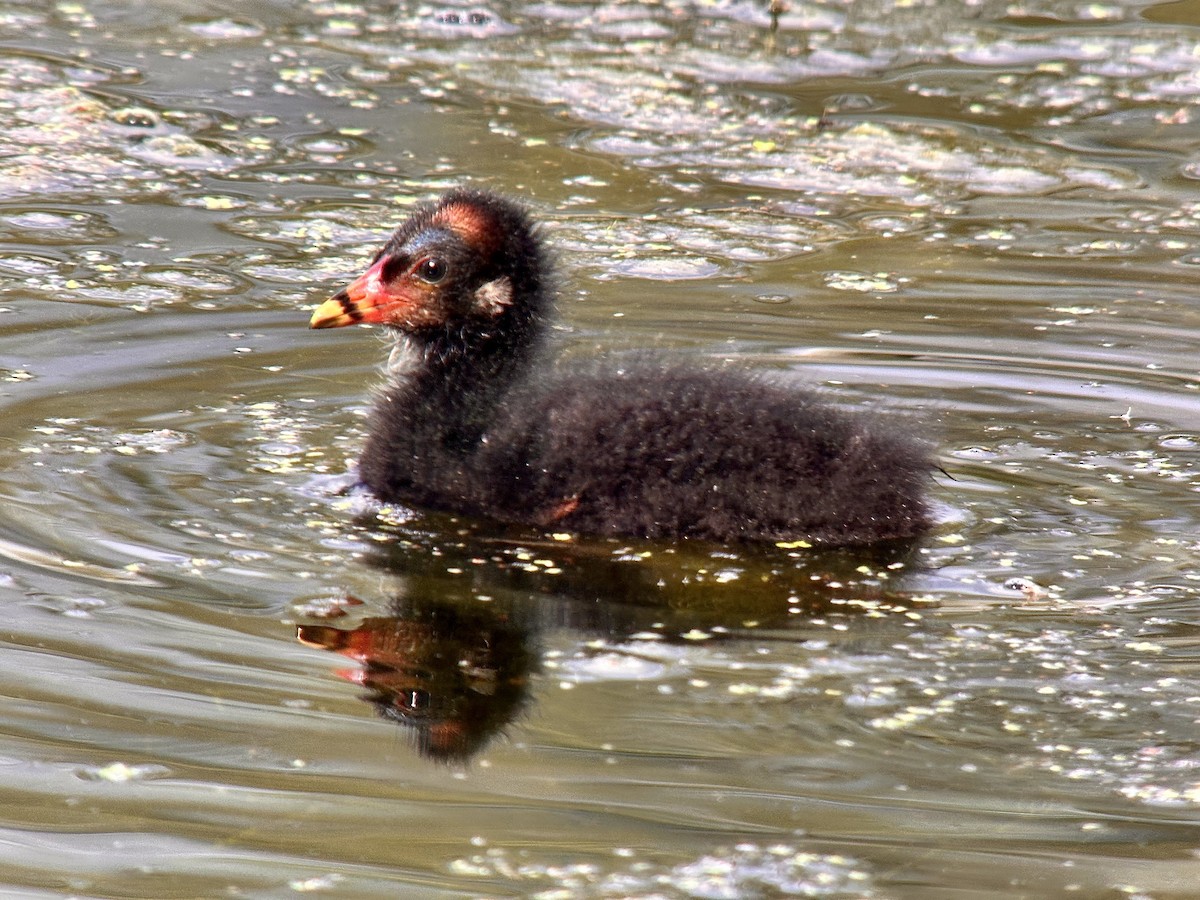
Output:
414,257,448,284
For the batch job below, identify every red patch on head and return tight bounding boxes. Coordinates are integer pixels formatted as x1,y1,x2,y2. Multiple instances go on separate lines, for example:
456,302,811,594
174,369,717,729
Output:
433,201,500,254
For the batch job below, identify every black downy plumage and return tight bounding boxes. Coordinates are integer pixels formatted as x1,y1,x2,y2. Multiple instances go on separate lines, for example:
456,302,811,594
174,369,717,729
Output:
310,188,932,545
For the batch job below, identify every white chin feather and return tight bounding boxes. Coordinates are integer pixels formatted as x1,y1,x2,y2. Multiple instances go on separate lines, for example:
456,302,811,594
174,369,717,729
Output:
386,336,422,377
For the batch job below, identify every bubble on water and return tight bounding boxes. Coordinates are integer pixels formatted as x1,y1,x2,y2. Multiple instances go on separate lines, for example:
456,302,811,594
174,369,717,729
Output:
554,651,669,684
187,18,265,40
0,209,118,244
825,271,903,293
0,253,63,276
114,430,194,454
289,873,344,893
63,282,183,310
1158,435,1198,450
176,192,251,212
287,131,374,163
564,207,833,278
78,762,172,783
605,257,721,281
592,18,673,41
37,595,108,618
408,7,520,39
141,266,246,294
109,106,160,129
447,841,876,897
0,58,246,202
968,165,1064,195
226,212,388,253
22,425,194,458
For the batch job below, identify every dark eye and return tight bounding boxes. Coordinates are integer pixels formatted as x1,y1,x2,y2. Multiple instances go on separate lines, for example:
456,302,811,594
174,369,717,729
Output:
415,257,448,284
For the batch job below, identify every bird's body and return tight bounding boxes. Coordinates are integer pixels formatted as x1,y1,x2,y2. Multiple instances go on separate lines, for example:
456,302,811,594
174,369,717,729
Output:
311,189,932,546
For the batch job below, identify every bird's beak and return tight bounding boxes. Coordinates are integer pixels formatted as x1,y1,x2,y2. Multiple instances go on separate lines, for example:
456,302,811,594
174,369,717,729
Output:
310,257,402,329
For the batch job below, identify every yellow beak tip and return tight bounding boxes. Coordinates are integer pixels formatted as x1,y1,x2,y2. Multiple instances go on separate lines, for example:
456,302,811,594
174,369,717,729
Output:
309,298,351,329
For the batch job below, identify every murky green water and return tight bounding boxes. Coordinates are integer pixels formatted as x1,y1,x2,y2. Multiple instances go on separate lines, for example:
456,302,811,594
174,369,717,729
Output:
2,0,1200,896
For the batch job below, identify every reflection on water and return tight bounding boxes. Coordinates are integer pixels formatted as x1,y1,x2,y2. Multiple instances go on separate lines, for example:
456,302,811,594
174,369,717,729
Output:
298,532,927,761
299,597,535,762
0,0,1199,896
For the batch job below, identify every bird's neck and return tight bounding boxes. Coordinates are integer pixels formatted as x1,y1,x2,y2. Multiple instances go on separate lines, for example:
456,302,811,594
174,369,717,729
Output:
381,325,541,453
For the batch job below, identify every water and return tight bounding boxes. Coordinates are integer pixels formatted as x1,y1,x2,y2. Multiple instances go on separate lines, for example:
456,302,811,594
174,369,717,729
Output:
1,0,1199,896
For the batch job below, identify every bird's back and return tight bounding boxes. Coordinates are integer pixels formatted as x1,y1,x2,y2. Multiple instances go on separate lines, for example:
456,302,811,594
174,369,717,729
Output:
477,362,932,545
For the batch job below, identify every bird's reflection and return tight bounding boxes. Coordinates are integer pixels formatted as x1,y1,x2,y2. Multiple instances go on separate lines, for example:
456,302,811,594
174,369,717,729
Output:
298,518,927,761
298,595,533,761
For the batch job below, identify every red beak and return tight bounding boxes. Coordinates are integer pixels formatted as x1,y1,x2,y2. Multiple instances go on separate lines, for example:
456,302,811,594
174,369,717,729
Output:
310,257,408,329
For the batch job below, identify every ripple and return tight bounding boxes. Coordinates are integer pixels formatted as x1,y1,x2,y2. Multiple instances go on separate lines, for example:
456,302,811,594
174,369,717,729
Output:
3,3,1200,897
561,207,834,279
0,58,243,202
285,131,374,163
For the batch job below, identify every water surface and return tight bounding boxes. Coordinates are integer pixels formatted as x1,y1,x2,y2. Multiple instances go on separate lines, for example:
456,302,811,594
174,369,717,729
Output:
1,0,1199,896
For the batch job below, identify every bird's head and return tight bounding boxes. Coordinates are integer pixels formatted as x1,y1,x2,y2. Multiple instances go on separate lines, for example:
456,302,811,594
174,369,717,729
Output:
310,189,547,337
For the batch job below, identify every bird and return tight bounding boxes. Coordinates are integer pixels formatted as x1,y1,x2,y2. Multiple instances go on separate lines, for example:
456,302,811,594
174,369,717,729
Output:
309,188,933,546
